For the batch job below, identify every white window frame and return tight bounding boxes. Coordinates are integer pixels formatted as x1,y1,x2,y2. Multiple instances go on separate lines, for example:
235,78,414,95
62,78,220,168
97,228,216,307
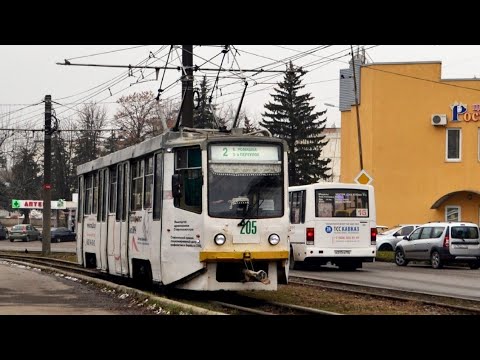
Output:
446,128,461,162
445,205,461,222
478,128,480,162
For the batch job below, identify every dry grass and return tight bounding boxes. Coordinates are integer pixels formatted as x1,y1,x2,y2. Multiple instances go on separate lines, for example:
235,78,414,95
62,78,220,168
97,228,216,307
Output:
240,283,465,315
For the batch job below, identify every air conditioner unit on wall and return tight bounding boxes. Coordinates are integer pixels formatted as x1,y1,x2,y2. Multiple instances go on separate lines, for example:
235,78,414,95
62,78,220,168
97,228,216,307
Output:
431,114,447,126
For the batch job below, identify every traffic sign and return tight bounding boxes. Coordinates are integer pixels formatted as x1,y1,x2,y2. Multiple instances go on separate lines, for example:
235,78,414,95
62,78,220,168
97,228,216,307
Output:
354,169,373,185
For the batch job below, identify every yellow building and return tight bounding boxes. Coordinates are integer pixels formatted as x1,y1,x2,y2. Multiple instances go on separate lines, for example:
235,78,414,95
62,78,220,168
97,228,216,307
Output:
340,59,480,227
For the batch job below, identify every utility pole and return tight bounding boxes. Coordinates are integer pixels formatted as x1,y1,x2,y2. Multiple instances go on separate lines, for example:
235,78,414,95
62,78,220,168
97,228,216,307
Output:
350,45,364,171
182,45,194,128
42,95,52,256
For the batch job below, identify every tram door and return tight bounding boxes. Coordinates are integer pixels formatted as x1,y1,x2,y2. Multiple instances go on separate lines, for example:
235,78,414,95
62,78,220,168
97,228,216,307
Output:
113,162,130,275
98,169,108,271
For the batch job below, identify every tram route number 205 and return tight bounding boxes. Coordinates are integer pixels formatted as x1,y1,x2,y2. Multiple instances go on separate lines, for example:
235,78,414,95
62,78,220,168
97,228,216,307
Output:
240,220,257,234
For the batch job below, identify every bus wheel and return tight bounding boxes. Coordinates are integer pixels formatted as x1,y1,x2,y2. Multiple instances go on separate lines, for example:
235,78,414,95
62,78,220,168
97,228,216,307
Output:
338,263,358,271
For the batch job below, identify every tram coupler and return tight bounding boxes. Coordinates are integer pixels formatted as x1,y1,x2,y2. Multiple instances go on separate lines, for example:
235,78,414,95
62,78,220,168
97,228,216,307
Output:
242,269,271,285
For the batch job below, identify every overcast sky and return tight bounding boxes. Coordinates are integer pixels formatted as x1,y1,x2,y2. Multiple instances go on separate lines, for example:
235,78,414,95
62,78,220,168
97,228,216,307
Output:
1,45,479,131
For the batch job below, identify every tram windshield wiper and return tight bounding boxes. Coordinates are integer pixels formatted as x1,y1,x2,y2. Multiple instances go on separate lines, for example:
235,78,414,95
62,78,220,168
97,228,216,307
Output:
238,198,264,227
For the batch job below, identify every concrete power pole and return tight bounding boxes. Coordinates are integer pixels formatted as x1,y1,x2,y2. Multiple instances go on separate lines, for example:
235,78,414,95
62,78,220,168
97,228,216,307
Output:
182,45,194,128
42,95,52,256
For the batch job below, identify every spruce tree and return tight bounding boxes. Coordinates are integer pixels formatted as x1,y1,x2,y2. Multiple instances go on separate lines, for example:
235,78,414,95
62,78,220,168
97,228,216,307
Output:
260,61,331,186
193,76,217,129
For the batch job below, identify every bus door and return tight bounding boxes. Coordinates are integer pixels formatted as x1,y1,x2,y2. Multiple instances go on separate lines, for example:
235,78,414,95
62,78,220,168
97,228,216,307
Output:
114,162,130,275
289,190,307,248
98,168,108,271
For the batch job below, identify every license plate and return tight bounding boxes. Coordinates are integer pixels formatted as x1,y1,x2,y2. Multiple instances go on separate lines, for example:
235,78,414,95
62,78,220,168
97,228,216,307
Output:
334,250,351,254
454,245,468,249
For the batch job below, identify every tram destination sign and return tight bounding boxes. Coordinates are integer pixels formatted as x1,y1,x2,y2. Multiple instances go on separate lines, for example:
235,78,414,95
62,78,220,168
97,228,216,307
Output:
210,145,279,162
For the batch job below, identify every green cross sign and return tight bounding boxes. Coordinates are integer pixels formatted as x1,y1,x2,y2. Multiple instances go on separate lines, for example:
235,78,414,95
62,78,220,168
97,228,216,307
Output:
12,199,20,208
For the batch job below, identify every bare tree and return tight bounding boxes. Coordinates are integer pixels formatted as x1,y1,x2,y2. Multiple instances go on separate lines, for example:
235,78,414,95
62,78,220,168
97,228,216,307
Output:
217,103,247,130
114,91,163,148
73,102,107,166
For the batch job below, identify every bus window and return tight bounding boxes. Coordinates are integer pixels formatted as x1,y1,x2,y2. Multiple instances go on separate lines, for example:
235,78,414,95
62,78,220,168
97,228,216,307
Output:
316,189,369,218
290,190,306,224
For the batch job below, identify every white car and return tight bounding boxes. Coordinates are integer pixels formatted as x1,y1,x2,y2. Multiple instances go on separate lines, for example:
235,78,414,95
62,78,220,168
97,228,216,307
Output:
377,225,389,235
376,224,420,251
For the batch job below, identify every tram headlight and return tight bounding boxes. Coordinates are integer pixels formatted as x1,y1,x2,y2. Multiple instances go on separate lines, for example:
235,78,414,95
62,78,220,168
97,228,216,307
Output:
214,233,226,245
268,234,280,245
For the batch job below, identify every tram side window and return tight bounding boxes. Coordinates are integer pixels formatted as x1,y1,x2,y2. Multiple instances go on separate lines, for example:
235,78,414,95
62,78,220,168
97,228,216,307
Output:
102,169,107,221
77,177,83,223
144,156,153,209
290,190,306,224
84,173,93,215
109,167,117,213
97,171,103,222
116,164,123,221
92,172,98,214
131,159,143,211
153,153,163,220
174,147,202,214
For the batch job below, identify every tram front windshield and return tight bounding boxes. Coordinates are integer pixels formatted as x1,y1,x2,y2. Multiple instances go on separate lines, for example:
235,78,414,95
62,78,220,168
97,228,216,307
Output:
208,143,283,219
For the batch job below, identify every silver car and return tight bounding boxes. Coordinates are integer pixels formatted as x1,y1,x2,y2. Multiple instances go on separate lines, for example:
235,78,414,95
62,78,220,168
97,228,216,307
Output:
376,224,420,251
395,221,480,269
9,224,41,242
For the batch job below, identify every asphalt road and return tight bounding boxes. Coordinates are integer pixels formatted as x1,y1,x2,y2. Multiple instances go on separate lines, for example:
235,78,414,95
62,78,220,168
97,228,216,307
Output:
0,260,156,315
291,261,480,301
0,239,76,253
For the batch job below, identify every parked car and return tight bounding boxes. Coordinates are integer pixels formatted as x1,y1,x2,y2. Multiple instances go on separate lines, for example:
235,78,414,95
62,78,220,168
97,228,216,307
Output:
394,221,480,269
9,224,41,242
0,224,9,240
50,227,76,243
376,224,420,251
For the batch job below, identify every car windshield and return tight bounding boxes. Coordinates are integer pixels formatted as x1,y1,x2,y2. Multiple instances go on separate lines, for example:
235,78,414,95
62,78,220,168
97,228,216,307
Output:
380,226,403,236
451,226,479,239
12,225,25,231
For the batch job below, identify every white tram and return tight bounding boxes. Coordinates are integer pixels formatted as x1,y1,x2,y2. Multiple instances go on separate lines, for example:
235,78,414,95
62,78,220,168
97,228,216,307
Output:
76,127,290,291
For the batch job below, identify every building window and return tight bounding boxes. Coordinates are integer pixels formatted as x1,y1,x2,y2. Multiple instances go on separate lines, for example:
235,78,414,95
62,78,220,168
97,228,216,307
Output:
445,206,461,222
478,128,480,161
446,128,461,161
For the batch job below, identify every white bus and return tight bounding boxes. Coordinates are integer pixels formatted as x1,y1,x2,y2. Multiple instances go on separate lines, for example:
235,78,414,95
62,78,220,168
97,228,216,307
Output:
76,127,290,291
288,182,377,270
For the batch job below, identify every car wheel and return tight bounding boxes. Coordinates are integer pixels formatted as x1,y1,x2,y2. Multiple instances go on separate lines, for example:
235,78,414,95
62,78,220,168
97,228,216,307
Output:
9,238,13,242
55,238,61,243
430,250,443,269
379,243,393,251
395,249,408,266
469,261,480,270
